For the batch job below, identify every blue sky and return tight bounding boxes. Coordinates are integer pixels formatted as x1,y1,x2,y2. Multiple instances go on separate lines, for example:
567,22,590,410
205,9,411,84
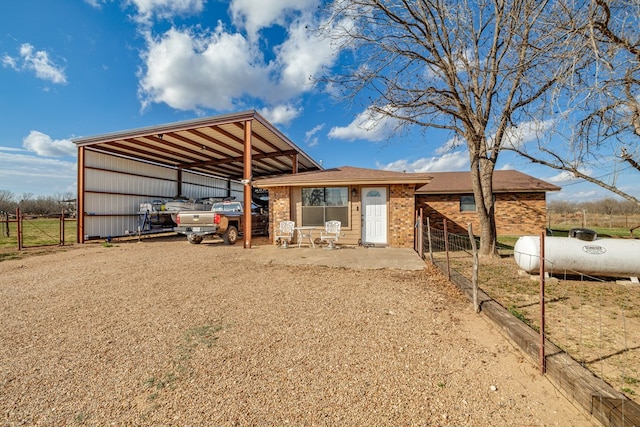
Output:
1,0,637,203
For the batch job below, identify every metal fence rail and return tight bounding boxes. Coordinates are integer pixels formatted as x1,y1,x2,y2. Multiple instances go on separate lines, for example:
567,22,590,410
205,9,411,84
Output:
0,208,76,251
415,209,640,426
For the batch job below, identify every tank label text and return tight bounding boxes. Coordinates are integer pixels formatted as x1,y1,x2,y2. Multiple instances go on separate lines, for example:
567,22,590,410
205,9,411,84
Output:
582,245,606,255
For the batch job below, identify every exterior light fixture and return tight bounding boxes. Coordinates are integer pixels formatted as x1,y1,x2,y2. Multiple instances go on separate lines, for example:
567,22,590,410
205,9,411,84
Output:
351,188,357,197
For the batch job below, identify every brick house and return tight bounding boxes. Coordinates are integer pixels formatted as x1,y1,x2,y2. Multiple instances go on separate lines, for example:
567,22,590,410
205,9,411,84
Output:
253,166,431,248
253,166,559,248
416,170,560,236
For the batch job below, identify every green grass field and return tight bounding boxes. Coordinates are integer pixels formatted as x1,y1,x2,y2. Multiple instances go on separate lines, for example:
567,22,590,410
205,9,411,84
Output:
0,217,76,249
550,224,637,238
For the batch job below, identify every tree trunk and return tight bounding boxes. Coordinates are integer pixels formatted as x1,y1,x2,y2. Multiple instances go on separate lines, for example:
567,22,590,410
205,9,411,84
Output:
470,156,498,257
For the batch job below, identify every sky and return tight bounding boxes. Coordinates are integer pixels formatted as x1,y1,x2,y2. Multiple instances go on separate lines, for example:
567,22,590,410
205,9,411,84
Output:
1,0,637,203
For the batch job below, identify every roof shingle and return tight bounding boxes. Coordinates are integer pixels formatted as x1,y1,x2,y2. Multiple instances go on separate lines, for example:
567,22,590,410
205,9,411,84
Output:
415,170,560,194
253,166,559,194
253,166,433,187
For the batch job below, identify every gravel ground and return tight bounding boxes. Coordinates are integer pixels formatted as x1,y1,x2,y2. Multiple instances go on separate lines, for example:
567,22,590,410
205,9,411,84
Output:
0,238,597,426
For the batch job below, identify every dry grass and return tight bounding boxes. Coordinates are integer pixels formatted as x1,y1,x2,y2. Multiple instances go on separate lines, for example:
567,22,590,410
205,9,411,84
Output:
432,250,640,402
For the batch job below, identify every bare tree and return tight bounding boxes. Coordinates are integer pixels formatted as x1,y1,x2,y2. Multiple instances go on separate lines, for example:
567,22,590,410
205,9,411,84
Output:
509,0,640,206
319,0,577,255
0,190,18,214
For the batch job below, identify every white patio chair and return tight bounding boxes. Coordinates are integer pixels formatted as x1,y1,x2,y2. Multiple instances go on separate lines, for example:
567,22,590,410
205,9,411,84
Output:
320,220,341,249
274,220,295,248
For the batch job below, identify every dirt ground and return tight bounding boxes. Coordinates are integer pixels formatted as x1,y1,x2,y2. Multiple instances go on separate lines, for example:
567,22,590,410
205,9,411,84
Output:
443,251,640,404
0,237,598,426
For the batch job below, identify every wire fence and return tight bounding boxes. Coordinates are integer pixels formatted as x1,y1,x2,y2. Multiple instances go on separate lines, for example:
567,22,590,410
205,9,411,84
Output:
417,210,640,425
0,209,76,250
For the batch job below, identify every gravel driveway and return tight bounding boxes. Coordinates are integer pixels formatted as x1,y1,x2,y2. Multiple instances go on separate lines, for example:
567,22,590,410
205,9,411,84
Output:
0,238,596,426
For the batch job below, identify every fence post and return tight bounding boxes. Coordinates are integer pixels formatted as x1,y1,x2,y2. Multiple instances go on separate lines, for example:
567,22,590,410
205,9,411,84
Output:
1,211,7,237
417,209,424,258
413,210,420,255
426,217,433,263
539,230,546,374
16,207,23,251
60,210,65,246
443,219,450,280
468,223,479,313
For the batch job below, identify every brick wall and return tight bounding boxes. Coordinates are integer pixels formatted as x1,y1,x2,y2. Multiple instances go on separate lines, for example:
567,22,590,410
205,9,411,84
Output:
388,184,416,248
267,186,291,243
266,184,417,248
416,192,548,236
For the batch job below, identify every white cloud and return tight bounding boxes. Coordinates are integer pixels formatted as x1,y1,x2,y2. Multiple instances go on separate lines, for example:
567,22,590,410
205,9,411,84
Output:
499,119,555,149
2,43,66,84
138,7,339,113
0,152,77,195
259,104,301,125
138,26,272,111
230,0,318,37
304,123,325,147
22,131,76,157
127,0,205,24
274,17,338,97
0,146,26,153
434,135,465,155
84,0,110,8
328,108,399,142
545,170,584,184
1,54,17,68
379,151,469,173
548,188,602,202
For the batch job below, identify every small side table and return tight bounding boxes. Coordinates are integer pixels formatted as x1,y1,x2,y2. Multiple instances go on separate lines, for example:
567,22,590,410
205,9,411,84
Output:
295,226,316,248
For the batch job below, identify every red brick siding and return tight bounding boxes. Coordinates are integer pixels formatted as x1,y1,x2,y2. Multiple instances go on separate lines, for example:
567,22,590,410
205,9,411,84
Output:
416,192,548,236
268,186,291,243
266,184,417,248
388,184,416,248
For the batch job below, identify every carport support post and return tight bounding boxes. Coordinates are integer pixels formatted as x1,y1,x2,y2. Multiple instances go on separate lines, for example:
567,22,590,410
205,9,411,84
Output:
243,120,252,248
177,167,183,197
77,145,85,243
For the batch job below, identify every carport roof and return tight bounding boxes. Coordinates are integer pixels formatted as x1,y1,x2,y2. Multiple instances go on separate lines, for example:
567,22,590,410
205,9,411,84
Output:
72,110,322,180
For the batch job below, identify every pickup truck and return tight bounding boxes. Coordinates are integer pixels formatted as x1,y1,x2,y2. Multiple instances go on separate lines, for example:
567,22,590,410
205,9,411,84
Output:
174,200,269,244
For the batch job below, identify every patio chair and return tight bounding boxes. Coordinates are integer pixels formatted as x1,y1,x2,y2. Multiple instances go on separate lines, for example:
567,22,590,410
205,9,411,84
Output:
320,220,341,249
274,220,295,248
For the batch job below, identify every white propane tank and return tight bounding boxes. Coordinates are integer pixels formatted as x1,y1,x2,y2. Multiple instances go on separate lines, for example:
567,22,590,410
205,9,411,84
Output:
514,235,640,278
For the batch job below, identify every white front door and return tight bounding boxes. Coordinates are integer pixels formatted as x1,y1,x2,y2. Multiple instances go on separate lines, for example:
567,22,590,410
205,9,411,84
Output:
362,187,387,245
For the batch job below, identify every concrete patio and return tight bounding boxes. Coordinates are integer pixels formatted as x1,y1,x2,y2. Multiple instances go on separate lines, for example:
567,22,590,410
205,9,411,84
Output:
247,238,426,271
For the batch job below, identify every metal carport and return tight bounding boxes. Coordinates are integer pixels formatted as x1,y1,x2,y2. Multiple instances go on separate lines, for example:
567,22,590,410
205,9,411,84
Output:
73,110,321,247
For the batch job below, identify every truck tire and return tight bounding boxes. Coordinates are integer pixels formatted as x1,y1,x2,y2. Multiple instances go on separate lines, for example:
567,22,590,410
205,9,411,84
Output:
187,235,203,244
223,225,238,245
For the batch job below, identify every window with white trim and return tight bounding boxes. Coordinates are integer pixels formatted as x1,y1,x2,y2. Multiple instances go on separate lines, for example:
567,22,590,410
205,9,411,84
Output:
301,187,349,226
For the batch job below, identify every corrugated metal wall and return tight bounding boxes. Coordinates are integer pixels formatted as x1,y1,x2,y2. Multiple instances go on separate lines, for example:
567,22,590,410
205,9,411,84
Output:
82,150,242,238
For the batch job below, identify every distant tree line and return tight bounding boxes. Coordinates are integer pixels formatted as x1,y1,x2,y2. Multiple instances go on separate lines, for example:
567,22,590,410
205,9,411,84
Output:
0,190,76,217
549,198,640,230
548,198,640,217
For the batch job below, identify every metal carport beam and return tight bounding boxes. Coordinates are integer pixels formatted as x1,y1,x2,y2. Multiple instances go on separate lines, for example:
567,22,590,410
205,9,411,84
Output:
244,120,252,248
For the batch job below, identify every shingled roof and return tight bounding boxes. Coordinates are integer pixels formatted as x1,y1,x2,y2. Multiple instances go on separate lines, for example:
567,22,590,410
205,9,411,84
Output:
415,170,560,194
253,166,433,187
